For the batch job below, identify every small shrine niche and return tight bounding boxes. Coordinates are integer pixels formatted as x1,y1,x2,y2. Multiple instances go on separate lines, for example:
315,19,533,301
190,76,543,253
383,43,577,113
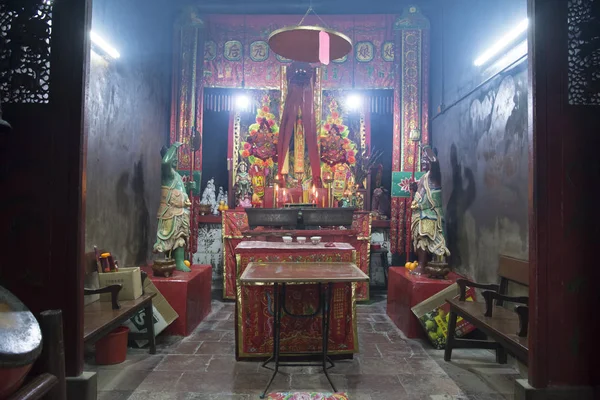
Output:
230,88,370,208
233,91,281,207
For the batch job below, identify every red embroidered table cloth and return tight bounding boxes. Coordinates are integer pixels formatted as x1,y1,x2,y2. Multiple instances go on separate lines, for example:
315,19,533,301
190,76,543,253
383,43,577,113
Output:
234,241,358,358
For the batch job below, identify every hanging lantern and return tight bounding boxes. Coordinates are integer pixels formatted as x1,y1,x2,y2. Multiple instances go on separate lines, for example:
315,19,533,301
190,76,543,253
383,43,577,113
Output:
268,8,352,64
409,127,421,142
409,121,421,142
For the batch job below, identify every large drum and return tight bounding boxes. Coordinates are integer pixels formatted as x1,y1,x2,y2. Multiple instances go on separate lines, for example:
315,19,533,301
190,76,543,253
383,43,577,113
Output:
0,285,42,398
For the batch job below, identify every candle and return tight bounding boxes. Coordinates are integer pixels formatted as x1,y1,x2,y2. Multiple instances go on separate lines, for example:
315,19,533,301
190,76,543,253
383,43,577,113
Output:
314,191,318,204
283,189,287,203
275,184,279,207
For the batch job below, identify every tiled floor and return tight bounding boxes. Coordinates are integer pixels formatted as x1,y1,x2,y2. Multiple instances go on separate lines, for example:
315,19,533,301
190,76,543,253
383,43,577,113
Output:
87,296,522,400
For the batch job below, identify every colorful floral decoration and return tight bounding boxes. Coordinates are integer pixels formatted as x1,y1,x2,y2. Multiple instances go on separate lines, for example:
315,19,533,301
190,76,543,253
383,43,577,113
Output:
319,99,357,167
239,95,279,168
399,176,416,193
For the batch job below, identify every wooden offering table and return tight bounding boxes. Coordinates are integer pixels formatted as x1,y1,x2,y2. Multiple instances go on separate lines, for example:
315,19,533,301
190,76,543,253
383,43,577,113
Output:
239,261,369,397
222,210,372,301
235,241,359,359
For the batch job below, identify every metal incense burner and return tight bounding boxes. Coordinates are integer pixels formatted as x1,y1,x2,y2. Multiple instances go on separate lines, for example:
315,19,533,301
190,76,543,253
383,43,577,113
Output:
425,255,450,279
152,258,177,278
245,208,355,229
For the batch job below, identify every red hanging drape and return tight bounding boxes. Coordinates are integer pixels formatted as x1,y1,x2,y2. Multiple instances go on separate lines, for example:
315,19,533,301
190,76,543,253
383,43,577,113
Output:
277,62,322,186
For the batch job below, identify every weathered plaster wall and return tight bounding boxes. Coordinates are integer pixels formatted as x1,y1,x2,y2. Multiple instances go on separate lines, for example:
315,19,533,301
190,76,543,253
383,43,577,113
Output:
432,61,529,283
85,0,174,267
428,0,529,283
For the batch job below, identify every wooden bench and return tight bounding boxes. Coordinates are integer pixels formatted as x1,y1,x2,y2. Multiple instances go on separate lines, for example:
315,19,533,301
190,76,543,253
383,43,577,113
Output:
83,251,156,354
444,256,529,365
83,288,156,354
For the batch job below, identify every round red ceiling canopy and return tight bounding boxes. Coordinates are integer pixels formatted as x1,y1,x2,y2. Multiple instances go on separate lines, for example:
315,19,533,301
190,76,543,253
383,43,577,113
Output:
268,26,353,63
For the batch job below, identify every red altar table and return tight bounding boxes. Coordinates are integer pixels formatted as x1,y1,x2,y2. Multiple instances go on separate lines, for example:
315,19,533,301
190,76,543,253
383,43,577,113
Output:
222,210,371,301
234,241,358,359
387,267,461,339
240,261,369,396
141,264,212,336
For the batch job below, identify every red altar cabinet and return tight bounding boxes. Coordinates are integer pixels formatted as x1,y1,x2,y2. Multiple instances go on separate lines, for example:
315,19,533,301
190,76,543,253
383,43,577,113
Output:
222,210,372,302
141,265,212,336
234,241,358,359
386,267,461,338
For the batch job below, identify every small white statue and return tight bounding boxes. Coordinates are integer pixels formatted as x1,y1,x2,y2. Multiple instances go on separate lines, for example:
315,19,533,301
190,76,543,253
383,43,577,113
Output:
212,186,225,215
216,186,225,207
201,178,217,214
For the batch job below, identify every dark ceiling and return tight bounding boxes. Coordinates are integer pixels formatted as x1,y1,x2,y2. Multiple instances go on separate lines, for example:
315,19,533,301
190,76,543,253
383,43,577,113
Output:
183,0,438,15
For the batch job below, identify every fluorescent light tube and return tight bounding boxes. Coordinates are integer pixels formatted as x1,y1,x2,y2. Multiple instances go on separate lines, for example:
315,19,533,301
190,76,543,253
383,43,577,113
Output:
474,18,528,66
90,31,120,59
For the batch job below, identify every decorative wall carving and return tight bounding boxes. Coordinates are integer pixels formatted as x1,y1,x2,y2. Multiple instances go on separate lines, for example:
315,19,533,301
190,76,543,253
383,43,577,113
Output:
0,0,52,104
568,0,600,105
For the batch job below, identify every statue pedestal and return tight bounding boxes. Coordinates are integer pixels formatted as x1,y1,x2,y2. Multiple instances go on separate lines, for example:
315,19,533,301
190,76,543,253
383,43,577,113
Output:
141,264,212,336
386,267,461,338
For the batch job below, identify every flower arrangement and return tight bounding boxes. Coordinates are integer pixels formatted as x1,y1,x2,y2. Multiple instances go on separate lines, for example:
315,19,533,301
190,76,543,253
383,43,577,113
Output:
239,94,279,164
319,99,357,166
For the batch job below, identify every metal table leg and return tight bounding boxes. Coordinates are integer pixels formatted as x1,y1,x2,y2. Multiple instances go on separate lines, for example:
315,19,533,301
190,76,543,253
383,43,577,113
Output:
260,282,338,397
260,282,281,398
382,250,390,286
322,282,337,392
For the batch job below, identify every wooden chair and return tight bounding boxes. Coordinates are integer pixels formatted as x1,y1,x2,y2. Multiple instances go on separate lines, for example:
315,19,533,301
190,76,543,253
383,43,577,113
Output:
444,256,529,365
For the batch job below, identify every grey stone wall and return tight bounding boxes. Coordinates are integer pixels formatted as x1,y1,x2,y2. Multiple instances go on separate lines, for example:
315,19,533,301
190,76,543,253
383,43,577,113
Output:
432,61,529,283
84,0,174,268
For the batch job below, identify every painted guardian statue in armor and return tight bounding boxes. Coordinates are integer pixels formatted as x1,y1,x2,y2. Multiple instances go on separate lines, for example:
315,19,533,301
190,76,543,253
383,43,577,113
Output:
154,142,195,272
410,146,450,273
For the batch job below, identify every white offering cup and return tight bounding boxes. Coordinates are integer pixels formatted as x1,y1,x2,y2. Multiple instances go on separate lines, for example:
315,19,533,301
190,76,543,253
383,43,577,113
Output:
282,236,292,244
310,236,322,245
296,236,307,244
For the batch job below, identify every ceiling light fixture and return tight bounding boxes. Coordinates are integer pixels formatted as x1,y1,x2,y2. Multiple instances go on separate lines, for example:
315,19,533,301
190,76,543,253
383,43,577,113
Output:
90,31,120,59
346,94,362,111
235,94,251,111
474,18,528,67
491,39,528,71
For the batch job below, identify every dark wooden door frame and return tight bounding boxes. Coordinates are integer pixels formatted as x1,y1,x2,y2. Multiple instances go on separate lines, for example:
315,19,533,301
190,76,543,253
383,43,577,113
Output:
0,0,91,377
528,0,600,389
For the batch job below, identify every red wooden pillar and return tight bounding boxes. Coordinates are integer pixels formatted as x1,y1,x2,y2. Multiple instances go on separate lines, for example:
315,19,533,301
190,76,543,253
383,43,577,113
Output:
169,11,206,256
0,0,91,377
526,0,600,396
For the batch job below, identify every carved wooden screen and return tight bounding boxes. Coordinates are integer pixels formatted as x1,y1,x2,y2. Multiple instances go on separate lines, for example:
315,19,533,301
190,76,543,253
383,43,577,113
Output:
0,1,52,103
567,0,600,105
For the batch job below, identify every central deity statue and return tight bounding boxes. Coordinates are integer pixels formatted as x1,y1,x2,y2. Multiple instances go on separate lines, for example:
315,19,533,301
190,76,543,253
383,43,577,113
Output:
277,62,321,186
154,142,195,272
